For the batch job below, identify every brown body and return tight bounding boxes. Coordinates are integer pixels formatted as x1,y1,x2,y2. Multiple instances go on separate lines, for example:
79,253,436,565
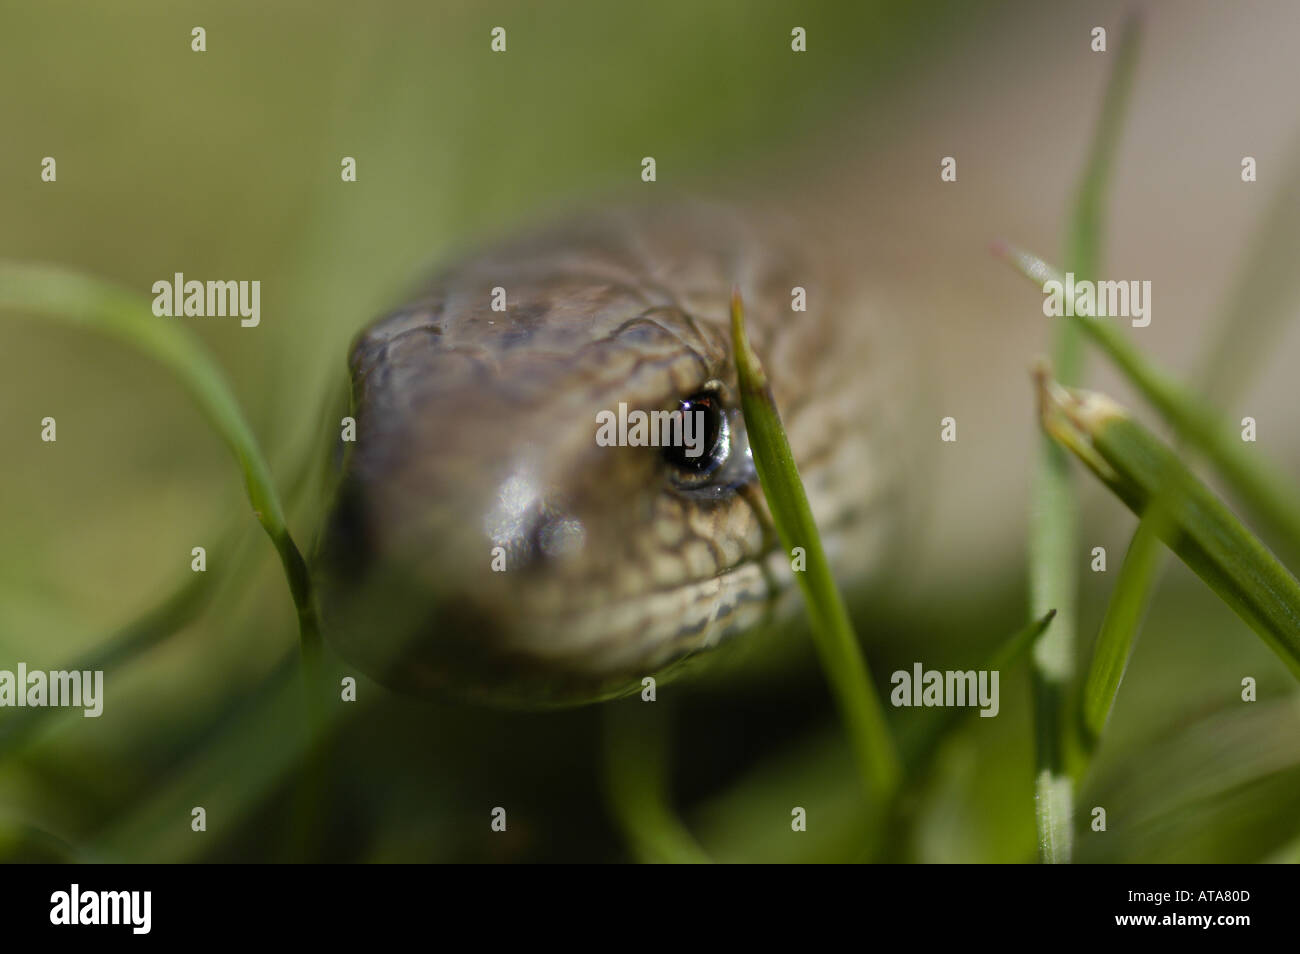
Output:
315,203,917,703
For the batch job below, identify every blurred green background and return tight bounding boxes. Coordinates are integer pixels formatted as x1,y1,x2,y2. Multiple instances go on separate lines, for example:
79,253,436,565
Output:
2,0,1298,862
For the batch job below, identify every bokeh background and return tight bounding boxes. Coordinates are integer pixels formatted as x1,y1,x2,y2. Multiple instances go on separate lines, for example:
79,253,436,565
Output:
2,0,1299,861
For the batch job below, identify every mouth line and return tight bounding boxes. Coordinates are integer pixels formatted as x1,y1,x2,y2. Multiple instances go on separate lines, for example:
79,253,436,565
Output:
497,548,786,675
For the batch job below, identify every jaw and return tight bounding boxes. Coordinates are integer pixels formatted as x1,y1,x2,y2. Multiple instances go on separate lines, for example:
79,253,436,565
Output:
316,528,793,707
321,506,888,711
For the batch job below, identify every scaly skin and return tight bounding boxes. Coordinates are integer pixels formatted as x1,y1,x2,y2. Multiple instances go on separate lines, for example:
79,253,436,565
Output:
314,202,919,704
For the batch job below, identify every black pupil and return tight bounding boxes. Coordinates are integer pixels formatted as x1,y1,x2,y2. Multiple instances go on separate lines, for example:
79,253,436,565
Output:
664,392,723,473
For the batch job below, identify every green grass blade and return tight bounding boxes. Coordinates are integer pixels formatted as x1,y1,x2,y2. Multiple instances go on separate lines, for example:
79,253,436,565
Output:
1080,136,1300,747
908,610,1057,769
1059,9,1142,380
1079,518,1163,743
0,262,322,673
1026,12,1141,864
0,568,211,758
730,288,901,804
602,704,711,864
1037,371,1300,678
990,608,1060,672
1079,697,1300,863
1027,441,1075,863
996,247,1300,554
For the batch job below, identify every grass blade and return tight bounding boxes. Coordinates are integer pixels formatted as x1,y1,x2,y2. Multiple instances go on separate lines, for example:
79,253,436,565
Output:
1059,9,1142,379
1080,135,1300,748
602,703,711,864
0,262,322,678
1026,12,1142,863
1027,441,1075,863
1079,519,1163,743
0,568,211,758
1037,369,1300,678
996,247,1300,554
730,288,901,804
907,610,1057,770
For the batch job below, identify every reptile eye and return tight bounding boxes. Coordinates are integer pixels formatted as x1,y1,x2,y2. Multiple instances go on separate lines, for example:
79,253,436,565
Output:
663,388,729,485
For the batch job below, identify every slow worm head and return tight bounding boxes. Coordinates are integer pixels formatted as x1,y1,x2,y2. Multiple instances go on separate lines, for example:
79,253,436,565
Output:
313,203,917,705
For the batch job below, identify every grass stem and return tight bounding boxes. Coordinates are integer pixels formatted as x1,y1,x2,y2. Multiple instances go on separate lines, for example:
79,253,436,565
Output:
730,288,901,806
0,263,322,680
